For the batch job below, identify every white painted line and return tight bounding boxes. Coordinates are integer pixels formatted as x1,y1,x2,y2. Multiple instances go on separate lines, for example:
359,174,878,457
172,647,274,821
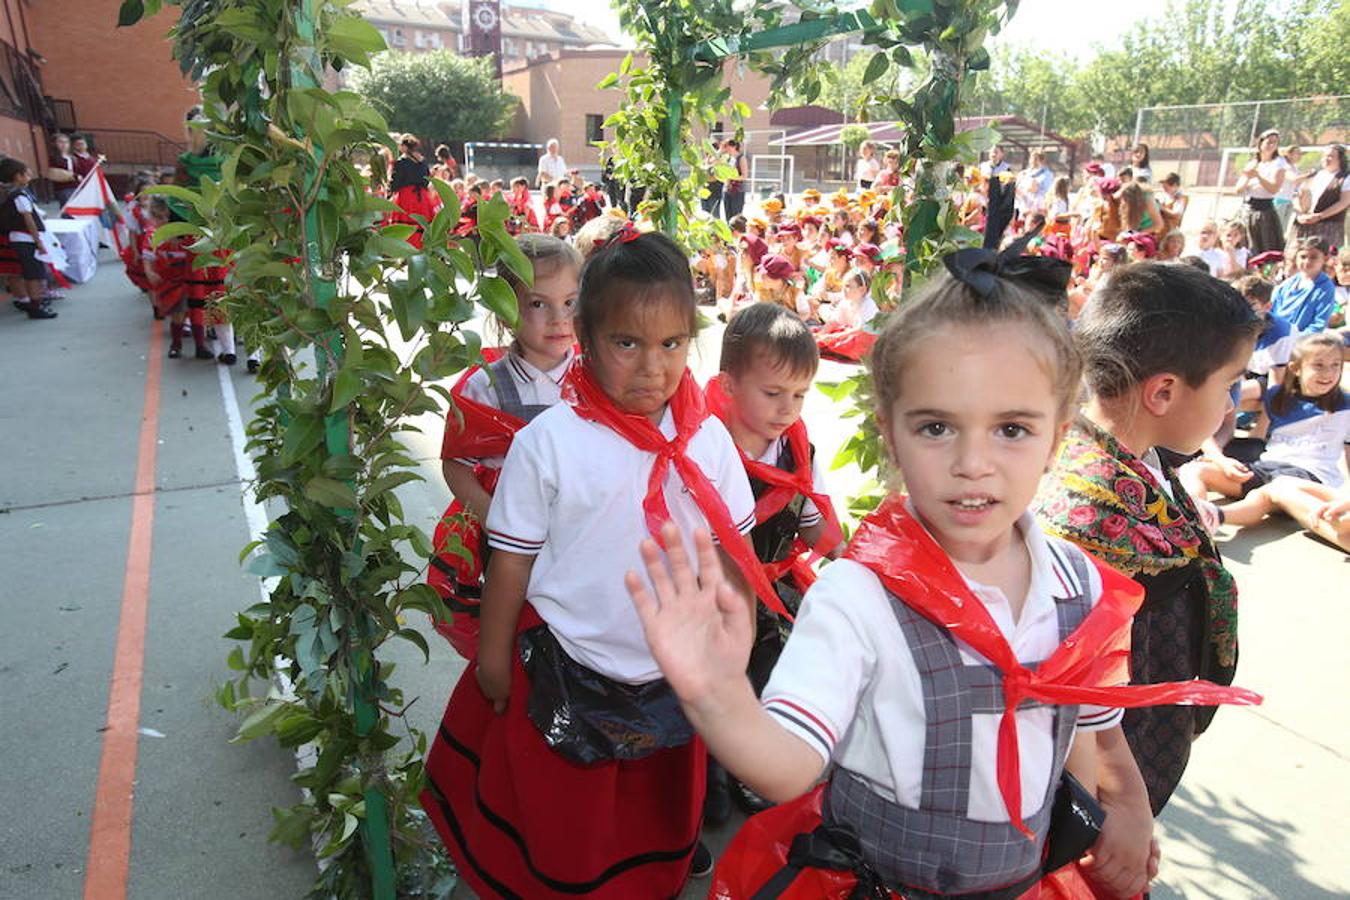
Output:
216,363,325,871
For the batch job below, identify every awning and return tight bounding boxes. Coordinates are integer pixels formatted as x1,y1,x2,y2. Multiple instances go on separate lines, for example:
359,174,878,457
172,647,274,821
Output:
772,115,1073,150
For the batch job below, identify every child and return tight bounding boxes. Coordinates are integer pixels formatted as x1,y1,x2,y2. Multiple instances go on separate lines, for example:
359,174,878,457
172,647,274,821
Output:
754,254,808,320
1195,220,1226,276
1216,219,1250,279
702,302,843,819
816,267,879,362
145,198,211,358
1157,173,1187,231
422,230,774,899
629,247,1259,899
1187,333,1348,523
1271,236,1336,333
0,158,56,319
428,234,582,659
1234,274,1295,384
505,176,539,234
1156,230,1184,262
1038,261,1262,817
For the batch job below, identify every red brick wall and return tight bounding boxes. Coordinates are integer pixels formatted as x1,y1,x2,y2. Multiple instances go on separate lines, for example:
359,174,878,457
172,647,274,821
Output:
27,0,198,140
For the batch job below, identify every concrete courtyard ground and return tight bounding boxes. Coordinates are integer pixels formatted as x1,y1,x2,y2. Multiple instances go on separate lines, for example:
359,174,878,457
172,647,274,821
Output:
1,250,1346,899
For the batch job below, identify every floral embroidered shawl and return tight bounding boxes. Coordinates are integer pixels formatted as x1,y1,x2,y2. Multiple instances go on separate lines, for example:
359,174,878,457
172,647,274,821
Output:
1035,417,1239,673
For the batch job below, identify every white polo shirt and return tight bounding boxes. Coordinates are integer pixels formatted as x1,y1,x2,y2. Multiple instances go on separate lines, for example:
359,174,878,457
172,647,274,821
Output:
752,435,829,529
537,152,568,183
761,510,1122,823
486,401,756,683
452,348,573,468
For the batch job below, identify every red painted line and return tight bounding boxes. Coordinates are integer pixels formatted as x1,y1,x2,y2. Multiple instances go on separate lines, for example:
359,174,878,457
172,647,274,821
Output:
84,321,163,900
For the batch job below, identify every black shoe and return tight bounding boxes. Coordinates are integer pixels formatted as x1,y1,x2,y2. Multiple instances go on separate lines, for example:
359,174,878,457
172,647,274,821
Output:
732,778,775,815
704,762,732,828
195,346,214,360
246,357,260,373
689,840,714,879
218,352,237,365
168,345,182,359
25,302,57,319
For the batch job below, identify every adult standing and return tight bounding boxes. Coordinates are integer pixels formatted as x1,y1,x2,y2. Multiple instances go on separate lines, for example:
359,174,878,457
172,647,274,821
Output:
45,133,78,205
853,140,880,190
1235,128,1289,255
721,138,748,220
388,134,439,249
536,138,567,187
71,135,101,182
980,144,1014,249
1295,144,1349,251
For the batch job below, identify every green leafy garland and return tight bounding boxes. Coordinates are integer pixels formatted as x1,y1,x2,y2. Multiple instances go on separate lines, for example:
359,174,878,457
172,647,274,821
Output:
119,0,529,895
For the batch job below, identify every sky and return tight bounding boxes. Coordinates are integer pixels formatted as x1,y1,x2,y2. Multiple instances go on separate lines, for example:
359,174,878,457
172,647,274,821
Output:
532,0,1174,61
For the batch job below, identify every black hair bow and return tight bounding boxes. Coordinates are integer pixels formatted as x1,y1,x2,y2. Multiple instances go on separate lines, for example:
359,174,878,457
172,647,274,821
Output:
943,225,1072,301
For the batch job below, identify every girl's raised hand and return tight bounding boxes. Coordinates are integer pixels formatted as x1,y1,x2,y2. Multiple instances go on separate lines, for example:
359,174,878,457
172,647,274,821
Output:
626,522,753,706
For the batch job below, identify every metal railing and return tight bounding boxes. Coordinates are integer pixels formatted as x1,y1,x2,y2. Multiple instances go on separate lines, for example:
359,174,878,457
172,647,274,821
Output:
80,128,187,169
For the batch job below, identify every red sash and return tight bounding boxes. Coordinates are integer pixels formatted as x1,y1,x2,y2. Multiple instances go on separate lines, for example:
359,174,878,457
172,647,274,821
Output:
563,362,788,618
845,496,1263,837
704,375,842,590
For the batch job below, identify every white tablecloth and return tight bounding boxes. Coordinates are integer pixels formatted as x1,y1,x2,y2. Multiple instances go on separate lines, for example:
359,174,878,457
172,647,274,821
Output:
44,216,102,284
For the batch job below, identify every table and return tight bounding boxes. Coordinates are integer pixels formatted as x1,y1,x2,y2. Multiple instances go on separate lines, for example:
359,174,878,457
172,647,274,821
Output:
44,216,103,284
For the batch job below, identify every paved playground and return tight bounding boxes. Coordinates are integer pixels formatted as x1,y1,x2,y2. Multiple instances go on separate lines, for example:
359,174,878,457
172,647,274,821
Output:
1,251,1346,900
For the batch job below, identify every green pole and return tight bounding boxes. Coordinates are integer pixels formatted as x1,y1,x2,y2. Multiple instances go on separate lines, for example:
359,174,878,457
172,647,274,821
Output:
292,5,396,898
663,89,683,236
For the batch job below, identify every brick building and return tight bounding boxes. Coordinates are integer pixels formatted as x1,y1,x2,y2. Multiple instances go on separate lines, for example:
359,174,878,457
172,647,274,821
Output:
357,0,615,69
0,0,197,184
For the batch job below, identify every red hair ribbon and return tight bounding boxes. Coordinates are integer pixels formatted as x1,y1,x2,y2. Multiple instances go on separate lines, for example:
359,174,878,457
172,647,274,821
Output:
603,220,643,250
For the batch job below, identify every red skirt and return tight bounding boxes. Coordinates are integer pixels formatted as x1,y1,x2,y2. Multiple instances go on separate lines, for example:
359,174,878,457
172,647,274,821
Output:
712,787,1125,900
120,244,152,291
816,325,876,363
427,499,486,659
0,235,21,278
420,607,706,900
388,185,442,248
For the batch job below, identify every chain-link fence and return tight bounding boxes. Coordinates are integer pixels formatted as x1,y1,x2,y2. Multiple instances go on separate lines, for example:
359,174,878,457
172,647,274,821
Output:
1133,95,1350,227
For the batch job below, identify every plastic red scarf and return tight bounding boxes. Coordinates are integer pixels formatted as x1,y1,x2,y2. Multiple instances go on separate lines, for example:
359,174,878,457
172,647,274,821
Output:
438,350,523,463
845,496,1263,839
704,376,843,589
563,363,789,619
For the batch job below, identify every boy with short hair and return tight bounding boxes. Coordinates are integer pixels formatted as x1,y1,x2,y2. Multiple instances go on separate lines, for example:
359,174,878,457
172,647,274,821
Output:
0,158,57,319
702,302,842,820
1271,236,1336,332
1038,262,1261,816
1234,274,1296,383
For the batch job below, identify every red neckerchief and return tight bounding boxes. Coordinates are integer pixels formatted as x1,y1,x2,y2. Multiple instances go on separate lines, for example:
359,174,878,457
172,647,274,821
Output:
845,495,1263,838
704,375,843,579
439,348,523,464
563,362,789,618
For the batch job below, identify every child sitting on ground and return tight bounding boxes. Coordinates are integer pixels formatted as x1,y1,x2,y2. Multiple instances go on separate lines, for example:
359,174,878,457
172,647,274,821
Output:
1271,236,1337,333
1184,332,1348,540
630,244,1259,900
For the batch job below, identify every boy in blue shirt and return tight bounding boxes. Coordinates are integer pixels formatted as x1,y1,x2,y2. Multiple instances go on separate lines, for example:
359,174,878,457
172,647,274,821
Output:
1271,236,1336,332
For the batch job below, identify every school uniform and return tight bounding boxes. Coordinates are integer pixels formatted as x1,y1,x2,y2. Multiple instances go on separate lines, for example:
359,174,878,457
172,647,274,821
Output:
1247,386,1350,491
1271,271,1336,333
428,348,572,658
1247,312,1297,377
4,188,49,280
713,501,1142,900
423,374,757,900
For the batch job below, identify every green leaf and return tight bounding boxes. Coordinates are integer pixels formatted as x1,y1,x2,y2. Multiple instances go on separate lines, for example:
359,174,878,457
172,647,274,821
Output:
430,178,461,223
304,477,358,510
146,184,205,215
329,369,362,412
489,231,534,289
117,0,145,27
596,72,620,90
280,415,324,466
327,14,388,56
863,51,891,86
148,221,204,247
233,701,289,742
478,275,518,328
395,627,431,663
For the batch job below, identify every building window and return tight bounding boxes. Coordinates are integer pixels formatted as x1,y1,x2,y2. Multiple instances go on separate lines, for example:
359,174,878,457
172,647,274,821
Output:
414,30,424,48
392,27,405,47
586,114,604,146
503,38,516,58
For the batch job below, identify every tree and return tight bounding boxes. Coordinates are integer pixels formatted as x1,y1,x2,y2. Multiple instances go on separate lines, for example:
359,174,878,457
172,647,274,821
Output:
815,48,929,121
351,50,518,144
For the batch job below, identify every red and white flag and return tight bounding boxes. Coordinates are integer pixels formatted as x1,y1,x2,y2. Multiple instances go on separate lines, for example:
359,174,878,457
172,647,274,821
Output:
60,164,127,252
